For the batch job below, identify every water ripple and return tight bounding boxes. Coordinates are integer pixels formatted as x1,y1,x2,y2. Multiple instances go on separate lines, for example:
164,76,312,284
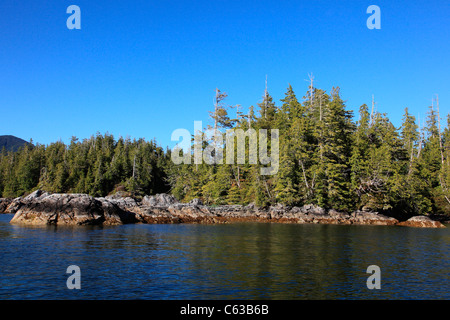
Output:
0,215,448,299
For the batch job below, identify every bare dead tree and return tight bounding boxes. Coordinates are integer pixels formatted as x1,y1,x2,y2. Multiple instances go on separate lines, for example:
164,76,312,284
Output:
264,75,268,119
436,94,444,165
417,113,424,159
370,95,377,127
213,88,228,132
304,73,314,107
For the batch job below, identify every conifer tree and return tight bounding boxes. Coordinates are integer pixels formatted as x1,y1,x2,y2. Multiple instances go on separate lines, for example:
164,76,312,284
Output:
227,183,242,205
401,108,420,164
442,114,450,207
350,104,371,207
318,87,354,211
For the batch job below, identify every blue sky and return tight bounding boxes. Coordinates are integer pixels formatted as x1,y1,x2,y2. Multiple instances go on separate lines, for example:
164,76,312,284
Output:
1,0,449,149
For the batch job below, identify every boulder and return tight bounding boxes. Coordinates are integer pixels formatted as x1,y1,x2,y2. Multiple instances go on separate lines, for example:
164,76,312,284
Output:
23,189,49,201
10,193,137,226
3,190,51,214
188,198,203,206
301,204,326,215
397,216,446,228
5,197,24,214
96,197,139,225
284,207,309,220
210,204,253,219
328,209,349,219
350,210,398,226
103,195,139,212
0,198,12,213
244,203,257,211
269,203,287,219
135,206,179,224
142,194,178,207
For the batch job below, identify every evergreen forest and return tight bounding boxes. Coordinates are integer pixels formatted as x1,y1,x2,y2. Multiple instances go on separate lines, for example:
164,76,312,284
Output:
1,84,449,217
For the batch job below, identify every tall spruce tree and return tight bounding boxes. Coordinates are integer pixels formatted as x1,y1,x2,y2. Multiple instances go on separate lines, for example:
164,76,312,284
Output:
318,87,354,211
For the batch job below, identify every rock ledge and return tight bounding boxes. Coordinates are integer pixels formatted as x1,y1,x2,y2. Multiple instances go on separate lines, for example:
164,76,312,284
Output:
2,191,446,228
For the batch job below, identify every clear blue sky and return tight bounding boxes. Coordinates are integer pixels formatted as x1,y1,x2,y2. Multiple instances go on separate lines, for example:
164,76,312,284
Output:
1,0,449,149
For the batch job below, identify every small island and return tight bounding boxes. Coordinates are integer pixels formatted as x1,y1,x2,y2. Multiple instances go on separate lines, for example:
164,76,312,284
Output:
1,85,450,229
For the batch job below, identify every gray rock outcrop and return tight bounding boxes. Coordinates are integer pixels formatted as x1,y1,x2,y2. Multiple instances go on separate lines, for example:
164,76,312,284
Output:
397,216,446,228
10,193,138,226
7,191,446,228
142,193,178,207
0,198,12,213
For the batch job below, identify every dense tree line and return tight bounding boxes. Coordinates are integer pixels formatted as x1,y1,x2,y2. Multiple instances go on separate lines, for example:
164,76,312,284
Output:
168,85,450,216
1,83,449,217
0,134,171,198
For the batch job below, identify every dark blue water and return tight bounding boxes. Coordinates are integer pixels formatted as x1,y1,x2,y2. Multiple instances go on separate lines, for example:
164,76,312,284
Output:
0,214,448,300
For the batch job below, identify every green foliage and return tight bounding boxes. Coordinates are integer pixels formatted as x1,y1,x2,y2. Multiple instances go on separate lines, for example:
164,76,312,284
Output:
0,133,170,198
1,84,449,216
163,85,449,215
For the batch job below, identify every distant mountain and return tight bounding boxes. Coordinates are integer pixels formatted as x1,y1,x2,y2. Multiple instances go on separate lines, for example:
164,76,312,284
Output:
0,135,32,152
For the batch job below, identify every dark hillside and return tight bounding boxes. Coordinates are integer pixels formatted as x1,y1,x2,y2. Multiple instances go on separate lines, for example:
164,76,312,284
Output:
0,135,31,152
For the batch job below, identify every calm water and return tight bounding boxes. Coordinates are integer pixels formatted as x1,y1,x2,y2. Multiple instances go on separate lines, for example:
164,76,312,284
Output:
0,214,448,300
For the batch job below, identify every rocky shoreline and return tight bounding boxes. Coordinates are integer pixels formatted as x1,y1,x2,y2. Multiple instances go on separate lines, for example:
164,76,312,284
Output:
0,190,447,228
